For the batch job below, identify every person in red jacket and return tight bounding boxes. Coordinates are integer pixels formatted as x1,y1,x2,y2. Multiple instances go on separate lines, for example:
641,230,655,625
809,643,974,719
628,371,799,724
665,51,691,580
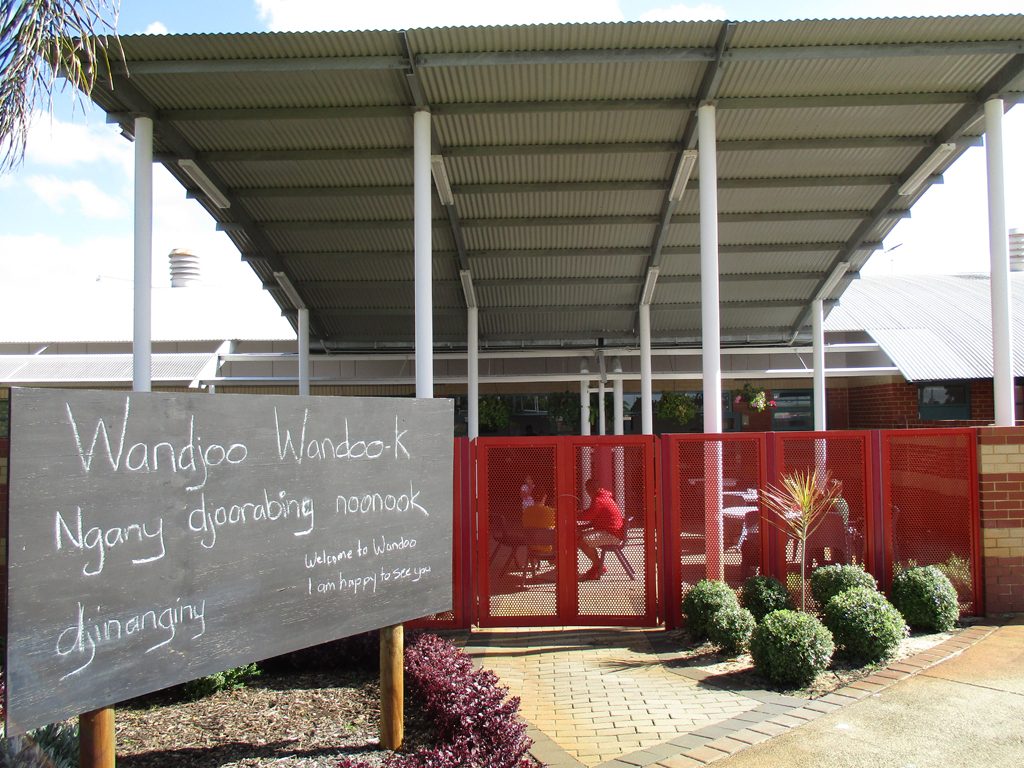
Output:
577,477,625,580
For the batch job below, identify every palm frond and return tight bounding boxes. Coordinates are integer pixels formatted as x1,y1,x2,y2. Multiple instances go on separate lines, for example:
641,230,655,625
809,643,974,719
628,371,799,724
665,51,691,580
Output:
1,0,122,172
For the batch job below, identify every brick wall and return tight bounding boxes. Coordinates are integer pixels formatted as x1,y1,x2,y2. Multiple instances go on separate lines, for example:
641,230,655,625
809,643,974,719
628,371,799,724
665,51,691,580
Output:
977,427,1024,615
848,379,996,430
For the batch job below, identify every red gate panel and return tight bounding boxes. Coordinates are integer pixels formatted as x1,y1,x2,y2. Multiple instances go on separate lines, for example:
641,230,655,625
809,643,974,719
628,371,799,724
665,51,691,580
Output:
663,434,767,628
881,428,981,614
475,436,657,627
772,432,872,609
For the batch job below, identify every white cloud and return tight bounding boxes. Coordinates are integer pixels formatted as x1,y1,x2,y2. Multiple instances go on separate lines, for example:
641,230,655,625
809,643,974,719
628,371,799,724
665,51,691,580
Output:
144,21,169,35
25,175,127,219
254,0,625,31
24,110,132,171
638,4,727,22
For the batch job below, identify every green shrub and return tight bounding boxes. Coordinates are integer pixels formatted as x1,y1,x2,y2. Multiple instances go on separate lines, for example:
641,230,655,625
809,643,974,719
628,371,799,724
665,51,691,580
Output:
682,580,739,640
0,722,79,768
183,662,261,700
707,605,756,655
749,610,834,687
822,587,907,664
810,563,876,606
740,575,793,621
892,566,960,632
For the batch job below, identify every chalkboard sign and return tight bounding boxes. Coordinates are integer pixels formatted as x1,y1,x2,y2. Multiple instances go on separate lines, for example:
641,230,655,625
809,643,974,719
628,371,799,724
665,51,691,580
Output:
5,388,453,734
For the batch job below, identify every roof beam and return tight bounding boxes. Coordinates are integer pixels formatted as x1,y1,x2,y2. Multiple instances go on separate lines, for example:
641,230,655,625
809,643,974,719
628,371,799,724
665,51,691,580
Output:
167,137,980,165
132,92,978,124
229,175,901,199
230,210,907,233
112,39,1023,77
789,53,1024,338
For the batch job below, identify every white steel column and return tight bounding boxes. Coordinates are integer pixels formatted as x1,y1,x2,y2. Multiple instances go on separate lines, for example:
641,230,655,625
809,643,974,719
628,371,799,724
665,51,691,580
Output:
467,307,479,439
598,379,607,435
986,98,1014,426
812,299,826,431
698,103,724,581
613,357,624,436
639,304,653,434
298,308,310,396
133,116,153,392
414,109,433,398
698,104,722,434
580,361,591,436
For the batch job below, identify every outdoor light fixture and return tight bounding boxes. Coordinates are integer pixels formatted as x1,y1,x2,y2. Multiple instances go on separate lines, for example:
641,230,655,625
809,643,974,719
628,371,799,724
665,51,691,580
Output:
178,159,231,209
273,271,306,310
641,267,660,305
668,150,698,202
897,142,956,196
459,269,478,309
816,261,850,300
430,154,455,205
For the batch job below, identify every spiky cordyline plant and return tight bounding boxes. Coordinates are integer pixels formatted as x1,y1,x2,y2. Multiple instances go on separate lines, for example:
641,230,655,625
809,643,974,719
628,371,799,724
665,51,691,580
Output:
1,0,122,171
760,469,843,610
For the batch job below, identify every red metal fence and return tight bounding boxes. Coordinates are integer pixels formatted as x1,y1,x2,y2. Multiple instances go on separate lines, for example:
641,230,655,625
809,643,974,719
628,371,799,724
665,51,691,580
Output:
474,436,658,627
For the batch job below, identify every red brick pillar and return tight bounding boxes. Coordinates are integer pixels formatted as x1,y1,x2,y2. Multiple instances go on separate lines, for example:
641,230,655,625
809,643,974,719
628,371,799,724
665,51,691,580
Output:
978,427,1024,615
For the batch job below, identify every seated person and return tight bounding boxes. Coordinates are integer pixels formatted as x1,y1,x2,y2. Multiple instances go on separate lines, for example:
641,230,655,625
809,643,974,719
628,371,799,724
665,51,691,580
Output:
577,477,625,580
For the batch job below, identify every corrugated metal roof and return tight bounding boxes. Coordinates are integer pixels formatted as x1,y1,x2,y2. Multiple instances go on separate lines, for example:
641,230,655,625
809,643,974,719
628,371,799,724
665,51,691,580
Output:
825,274,1024,380
80,16,1024,351
1,354,215,384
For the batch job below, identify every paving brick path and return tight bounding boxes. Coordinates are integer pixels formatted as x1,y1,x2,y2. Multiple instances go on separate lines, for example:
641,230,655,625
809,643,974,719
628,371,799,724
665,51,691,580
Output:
460,624,998,768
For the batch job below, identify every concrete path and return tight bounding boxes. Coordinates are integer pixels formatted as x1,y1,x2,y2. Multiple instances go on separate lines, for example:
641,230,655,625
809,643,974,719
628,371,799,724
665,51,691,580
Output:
461,619,1019,768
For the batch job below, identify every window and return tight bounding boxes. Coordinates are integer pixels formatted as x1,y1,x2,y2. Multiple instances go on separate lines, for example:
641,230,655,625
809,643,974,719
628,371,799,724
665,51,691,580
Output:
0,395,7,438
771,389,814,431
918,382,970,421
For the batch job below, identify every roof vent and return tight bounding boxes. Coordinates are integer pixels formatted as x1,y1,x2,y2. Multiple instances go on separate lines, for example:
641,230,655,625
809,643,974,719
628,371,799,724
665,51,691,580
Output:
169,248,200,287
1011,229,1024,273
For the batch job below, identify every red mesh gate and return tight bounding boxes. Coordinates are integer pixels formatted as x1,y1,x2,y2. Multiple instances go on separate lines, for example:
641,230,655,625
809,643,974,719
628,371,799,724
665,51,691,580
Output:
772,432,873,609
475,436,657,627
881,429,981,614
663,434,767,628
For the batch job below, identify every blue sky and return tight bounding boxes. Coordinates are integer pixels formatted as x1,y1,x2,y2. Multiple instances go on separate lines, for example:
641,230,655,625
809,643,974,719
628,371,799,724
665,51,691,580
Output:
1,0,1021,337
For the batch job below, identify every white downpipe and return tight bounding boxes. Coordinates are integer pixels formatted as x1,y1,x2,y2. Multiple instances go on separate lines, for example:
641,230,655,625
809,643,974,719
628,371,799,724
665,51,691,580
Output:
639,303,653,434
613,358,624,436
598,379,607,435
986,98,1014,426
133,116,153,393
298,308,310,396
467,307,479,439
580,362,591,436
414,110,433,399
812,299,826,431
698,103,724,580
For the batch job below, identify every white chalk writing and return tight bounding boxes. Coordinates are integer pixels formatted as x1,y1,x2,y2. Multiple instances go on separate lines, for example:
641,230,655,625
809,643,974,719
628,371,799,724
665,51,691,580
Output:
54,507,165,576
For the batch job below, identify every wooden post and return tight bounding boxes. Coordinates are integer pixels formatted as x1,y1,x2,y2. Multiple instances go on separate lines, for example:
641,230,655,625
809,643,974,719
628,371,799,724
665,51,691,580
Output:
80,707,115,768
379,624,404,750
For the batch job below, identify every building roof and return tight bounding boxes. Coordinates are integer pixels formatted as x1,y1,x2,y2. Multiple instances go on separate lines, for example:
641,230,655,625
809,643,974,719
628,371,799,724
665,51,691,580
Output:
82,15,1024,351
0,285,294,344
826,273,1024,380
0,353,217,386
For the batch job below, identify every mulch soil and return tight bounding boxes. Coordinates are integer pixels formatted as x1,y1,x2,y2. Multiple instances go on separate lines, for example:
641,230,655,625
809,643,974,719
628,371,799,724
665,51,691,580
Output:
114,668,432,768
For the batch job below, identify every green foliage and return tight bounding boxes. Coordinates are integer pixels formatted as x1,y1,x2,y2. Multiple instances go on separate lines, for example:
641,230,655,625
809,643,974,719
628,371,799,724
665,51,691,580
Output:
822,586,907,664
761,469,844,609
682,579,739,640
656,391,697,426
543,391,580,432
183,662,261,701
892,566,960,632
740,575,794,622
933,553,972,596
477,395,511,432
0,721,79,768
749,610,834,688
707,605,756,655
810,563,877,607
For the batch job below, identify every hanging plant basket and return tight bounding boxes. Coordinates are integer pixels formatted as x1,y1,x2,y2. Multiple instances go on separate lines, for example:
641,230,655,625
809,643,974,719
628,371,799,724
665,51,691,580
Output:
735,383,777,414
